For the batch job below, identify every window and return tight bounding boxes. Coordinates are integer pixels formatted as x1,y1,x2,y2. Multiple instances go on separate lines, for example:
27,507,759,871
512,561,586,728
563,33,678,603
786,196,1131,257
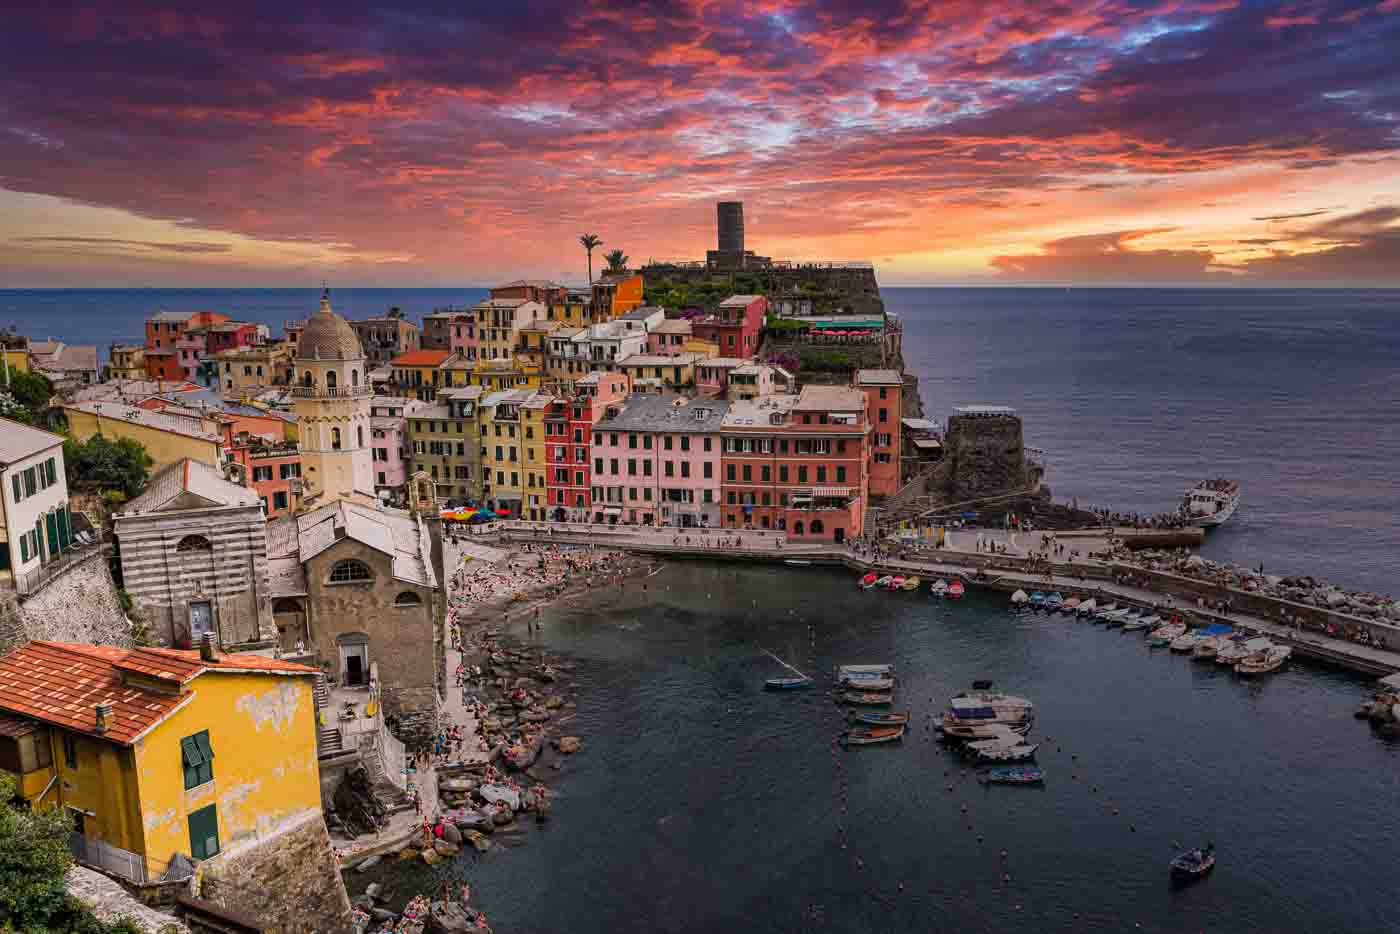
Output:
595,458,604,474
742,465,751,482
703,437,712,452
680,462,690,479
761,465,771,482
252,466,273,482
328,559,372,583
817,466,827,483
664,461,674,478
273,491,288,510
879,387,888,399
188,804,220,860
663,436,673,451
680,436,690,452
836,466,847,483
394,591,422,608
798,466,808,483
780,465,789,483
331,428,342,450
62,733,78,769
879,408,888,423
703,462,712,479
182,730,214,788
643,461,652,477
811,520,825,534
176,535,212,552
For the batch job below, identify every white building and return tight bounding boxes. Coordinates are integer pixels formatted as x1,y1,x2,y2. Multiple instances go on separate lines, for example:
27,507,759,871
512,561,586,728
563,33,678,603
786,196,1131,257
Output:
0,418,73,593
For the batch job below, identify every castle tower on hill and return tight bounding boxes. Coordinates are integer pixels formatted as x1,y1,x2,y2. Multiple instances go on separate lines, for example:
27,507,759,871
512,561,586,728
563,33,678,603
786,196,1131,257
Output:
292,290,376,506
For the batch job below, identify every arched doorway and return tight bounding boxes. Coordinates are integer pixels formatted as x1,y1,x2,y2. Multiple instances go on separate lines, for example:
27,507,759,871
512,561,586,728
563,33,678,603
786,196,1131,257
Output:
272,598,307,653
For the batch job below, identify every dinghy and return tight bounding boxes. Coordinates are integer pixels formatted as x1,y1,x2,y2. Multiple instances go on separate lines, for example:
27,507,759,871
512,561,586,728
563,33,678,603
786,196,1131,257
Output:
947,580,966,600
765,676,814,690
1010,589,1029,607
981,766,1045,785
842,725,905,745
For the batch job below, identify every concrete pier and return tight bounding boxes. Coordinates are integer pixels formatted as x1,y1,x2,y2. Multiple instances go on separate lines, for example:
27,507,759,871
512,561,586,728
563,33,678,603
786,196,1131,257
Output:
466,521,1400,678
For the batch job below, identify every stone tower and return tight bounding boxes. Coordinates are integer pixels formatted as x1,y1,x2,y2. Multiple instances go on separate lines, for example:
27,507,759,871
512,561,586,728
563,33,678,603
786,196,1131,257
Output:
293,290,375,505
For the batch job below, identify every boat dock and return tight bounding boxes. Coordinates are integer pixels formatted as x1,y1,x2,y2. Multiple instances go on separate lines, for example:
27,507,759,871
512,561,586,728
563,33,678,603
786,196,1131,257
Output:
474,521,1400,678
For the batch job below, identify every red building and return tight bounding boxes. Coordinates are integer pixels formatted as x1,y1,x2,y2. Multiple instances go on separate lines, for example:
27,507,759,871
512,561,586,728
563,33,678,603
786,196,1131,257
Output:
691,294,766,358
719,385,869,542
544,370,629,521
144,310,229,352
855,369,903,498
227,442,302,517
205,321,262,354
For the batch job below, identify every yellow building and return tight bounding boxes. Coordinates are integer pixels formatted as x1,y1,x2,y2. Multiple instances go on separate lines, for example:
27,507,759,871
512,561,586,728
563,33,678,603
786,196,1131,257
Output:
616,351,706,393
479,389,530,515
214,342,292,394
470,360,543,392
105,344,145,381
0,640,320,883
388,349,453,401
473,298,547,366
64,399,224,470
293,292,376,505
520,393,554,521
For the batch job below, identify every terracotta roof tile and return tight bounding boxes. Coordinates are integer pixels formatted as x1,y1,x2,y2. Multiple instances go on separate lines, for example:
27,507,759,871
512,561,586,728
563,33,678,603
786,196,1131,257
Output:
0,642,315,745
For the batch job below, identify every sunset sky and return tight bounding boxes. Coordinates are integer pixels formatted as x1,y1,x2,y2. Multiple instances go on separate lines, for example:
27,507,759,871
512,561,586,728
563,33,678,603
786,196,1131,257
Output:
2,1,1398,287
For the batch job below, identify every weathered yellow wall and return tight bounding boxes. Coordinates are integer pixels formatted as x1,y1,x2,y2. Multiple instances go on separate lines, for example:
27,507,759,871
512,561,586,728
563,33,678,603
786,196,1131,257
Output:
49,732,145,856
133,673,320,876
2,349,31,374
65,408,221,471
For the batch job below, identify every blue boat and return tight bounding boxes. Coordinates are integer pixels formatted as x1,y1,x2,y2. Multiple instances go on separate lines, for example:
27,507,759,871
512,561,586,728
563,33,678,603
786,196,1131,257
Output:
1029,591,1046,609
848,710,910,727
982,766,1045,785
765,677,814,691
1043,592,1065,612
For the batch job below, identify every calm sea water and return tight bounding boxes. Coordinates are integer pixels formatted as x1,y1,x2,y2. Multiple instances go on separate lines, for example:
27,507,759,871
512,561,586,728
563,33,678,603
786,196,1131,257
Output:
2,286,1396,591
358,563,1400,933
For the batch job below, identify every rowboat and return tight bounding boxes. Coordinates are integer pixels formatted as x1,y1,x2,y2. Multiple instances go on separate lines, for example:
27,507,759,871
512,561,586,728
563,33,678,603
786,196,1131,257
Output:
841,691,893,706
1112,609,1140,629
1170,843,1216,881
874,575,894,589
887,575,906,591
1093,602,1119,619
1010,589,1029,607
902,576,922,591
836,664,894,680
858,572,878,590
1148,621,1187,647
840,674,894,691
1043,592,1064,611
1217,636,1271,666
930,579,948,597
963,725,1039,762
1170,630,1204,653
842,725,905,745
1235,645,1291,675
1076,598,1097,618
939,715,1034,739
1124,613,1157,632
848,710,910,727
947,580,966,599
765,677,814,691
981,766,1045,785
1029,591,1046,609
1063,595,1081,613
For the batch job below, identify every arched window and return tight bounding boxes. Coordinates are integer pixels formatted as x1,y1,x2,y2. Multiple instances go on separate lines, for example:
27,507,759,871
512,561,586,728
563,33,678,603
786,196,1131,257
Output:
794,521,805,535
326,370,337,389
351,368,360,386
393,591,422,608
331,427,342,450
272,598,303,614
328,559,372,583
302,371,314,387
810,519,824,535
176,534,212,552
357,426,364,448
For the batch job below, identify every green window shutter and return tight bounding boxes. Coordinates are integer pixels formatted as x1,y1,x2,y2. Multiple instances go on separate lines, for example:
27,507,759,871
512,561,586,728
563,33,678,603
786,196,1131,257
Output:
188,805,219,860
19,535,28,563
56,508,70,548
195,731,214,763
46,458,57,486
45,513,59,557
11,475,20,502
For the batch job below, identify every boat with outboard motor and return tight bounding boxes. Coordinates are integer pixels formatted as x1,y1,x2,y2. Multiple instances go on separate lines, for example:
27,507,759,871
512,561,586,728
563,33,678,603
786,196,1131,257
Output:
930,579,948,597
1076,598,1097,618
1235,644,1292,675
1126,613,1159,632
1029,591,1046,609
839,674,894,691
963,724,1039,762
1216,636,1272,667
1043,592,1064,612
1190,624,1235,660
842,690,894,706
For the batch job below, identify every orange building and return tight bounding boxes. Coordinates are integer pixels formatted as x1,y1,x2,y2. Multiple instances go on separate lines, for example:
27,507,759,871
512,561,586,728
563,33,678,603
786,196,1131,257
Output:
855,369,903,498
591,273,644,321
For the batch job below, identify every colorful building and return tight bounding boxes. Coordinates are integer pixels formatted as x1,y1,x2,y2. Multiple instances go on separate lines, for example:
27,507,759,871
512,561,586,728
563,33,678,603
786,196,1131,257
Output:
350,312,420,367
0,640,320,883
474,298,547,365
543,371,629,522
205,321,262,355
591,272,645,319
0,419,73,595
292,292,376,506
214,342,293,394
406,387,483,503
479,389,532,516
546,289,593,327
64,400,225,472
520,393,554,521
592,395,729,527
106,344,146,381
491,279,568,305
691,294,766,358
719,386,868,542
388,349,453,402
646,318,692,355
855,369,903,498
370,395,427,500
615,352,705,393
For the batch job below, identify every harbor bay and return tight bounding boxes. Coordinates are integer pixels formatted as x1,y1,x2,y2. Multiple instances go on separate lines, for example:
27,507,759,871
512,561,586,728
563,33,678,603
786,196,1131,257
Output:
368,561,1400,933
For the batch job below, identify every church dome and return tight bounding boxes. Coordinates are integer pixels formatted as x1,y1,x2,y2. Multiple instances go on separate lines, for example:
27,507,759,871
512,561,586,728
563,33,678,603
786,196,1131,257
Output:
297,290,363,361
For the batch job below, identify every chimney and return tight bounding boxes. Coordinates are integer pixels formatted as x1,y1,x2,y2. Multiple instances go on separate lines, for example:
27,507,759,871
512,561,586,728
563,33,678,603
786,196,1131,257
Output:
199,632,219,663
94,702,113,734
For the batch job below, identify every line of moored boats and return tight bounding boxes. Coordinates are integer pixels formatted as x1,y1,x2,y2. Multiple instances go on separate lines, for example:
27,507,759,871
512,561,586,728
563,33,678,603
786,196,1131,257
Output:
859,572,965,599
1010,590,1292,675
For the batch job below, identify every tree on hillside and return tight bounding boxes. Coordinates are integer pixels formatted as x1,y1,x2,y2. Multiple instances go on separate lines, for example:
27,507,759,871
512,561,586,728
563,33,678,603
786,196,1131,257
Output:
0,773,145,933
64,436,155,500
579,233,603,284
604,249,629,274
0,370,55,424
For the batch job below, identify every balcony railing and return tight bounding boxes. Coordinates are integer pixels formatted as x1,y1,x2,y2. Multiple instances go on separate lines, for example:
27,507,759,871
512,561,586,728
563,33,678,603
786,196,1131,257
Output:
290,384,371,398
70,833,147,883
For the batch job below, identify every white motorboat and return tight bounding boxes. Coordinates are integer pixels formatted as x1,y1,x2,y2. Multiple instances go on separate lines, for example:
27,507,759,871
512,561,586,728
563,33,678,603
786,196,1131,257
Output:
1076,598,1097,618
1235,645,1292,676
950,691,1034,720
1010,589,1029,607
1192,635,1226,660
1148,622,1188,646
1100,608,1130,624
1124,614,1158,632
874,576,894,588
1093,602,1120,619
963,725,1040,762
836,664,894,680
1217,636,1272,667
930,579,948,597
1183,478,1241,529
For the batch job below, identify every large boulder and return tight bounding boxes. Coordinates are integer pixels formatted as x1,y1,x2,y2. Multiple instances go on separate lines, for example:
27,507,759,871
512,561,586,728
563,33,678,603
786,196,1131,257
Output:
428,904,474,934
434,839,460,857
441,822,463,845
465,830,491,852
422,847,441,865
557,736,583,754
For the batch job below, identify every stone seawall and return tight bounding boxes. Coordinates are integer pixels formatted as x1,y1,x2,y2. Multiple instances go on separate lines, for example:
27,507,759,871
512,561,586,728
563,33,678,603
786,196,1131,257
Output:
197,809,352,934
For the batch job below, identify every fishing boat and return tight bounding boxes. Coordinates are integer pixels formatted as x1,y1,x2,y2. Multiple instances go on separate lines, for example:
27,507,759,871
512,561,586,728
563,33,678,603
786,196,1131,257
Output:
1235,645,1291,676
1110,609,1138,629
964,725,1039,762
1127,614,1159,632
1010,589,1029,608
1170,629,1205,653
841,691,894,706
859,572,879,590
848,710,910,727
902,576,922,591
951,690,1034,720
981,766,1045,785
1093,602,1119,620
1217,636,1272,667
1148,621,1187,647
940,715,1034,739
1183,478,1241,529
947,580,966,600
1191,624,1235,660
836,664,894,680
1043,592,1064,612
1076,598,1097,618
930,579,948,597
887,575,906,591
874,575,894,589
1170,843,1217,881
1029,591,1046,609
842,725,905,746
765,676,814,691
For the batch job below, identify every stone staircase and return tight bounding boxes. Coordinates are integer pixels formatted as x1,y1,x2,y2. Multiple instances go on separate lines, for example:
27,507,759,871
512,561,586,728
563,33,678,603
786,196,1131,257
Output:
313,675,343,756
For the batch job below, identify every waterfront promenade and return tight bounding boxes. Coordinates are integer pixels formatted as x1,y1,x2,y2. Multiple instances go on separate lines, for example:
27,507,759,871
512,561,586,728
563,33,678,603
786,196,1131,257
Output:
463,520,1400,678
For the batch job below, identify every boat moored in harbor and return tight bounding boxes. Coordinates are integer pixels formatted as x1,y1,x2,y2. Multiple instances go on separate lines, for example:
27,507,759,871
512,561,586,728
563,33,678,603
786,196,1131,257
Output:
1235,645,1292,676
981,766,1045,785
1183,479,1241,528
842,725,905,745
1011,589,1029,608
930,579,948,597
848,710,910,727
947,580,966,600
765,676,814,690
1170,843,1217,881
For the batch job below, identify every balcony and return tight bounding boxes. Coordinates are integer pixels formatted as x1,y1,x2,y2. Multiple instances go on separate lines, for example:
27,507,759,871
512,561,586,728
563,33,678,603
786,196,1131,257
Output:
290,384,371,399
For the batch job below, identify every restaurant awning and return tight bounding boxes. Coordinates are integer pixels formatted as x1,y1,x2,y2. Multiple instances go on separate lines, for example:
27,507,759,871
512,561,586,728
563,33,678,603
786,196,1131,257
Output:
603,506,623,515
810,487,852,497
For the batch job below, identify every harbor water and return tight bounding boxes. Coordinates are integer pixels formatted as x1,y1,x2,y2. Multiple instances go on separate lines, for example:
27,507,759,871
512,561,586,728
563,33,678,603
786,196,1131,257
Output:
369,562,1400,933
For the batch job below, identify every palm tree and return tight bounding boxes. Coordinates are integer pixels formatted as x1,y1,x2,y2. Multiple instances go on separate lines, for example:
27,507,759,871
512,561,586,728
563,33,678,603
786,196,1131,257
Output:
604,249,629,275
579,234,602,284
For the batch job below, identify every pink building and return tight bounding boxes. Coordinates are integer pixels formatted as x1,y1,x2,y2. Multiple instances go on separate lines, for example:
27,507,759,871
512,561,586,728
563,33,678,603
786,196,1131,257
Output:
370,395,428,498
646,319,692,355
544,371,629,522
591,395,731,527
691,294,766,358
695,357,748,397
